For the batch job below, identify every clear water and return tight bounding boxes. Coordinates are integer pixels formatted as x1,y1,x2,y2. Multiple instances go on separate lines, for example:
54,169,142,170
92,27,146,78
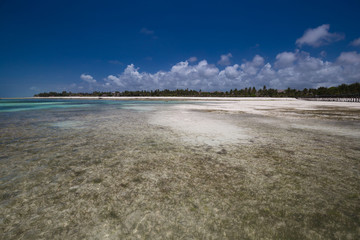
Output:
1,99,359,239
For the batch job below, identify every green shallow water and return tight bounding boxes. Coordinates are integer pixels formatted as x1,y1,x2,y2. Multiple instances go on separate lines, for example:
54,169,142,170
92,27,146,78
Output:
0,102,67,106
0,99,92,112
0,99,360,239
0,99,182,112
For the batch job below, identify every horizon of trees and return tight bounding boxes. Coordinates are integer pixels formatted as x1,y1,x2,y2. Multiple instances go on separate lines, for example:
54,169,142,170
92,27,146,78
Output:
34,82,360,98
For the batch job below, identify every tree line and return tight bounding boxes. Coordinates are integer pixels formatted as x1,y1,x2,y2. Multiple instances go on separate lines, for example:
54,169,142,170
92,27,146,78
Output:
34,82,360,98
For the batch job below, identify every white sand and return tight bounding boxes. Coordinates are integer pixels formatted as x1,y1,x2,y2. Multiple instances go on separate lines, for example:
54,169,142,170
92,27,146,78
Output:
171,99,360,116
150,108,250,147
149,98,360,146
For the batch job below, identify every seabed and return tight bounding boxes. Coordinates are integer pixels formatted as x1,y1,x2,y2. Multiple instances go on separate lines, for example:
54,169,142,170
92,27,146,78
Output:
1,98,360,239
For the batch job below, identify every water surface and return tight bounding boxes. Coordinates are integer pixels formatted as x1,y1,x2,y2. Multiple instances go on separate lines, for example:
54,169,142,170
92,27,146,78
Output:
1,98,359,239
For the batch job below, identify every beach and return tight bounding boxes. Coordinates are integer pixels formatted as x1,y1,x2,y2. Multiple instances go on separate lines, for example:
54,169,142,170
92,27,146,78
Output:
1,98,360,239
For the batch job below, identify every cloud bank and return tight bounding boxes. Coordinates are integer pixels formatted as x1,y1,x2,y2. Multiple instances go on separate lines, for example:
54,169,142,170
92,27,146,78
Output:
90,50,359,91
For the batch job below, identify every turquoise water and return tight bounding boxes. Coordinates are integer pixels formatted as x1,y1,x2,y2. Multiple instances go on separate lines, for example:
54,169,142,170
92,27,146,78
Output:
1,98,359,239
0,98,183,112
0,99,88,112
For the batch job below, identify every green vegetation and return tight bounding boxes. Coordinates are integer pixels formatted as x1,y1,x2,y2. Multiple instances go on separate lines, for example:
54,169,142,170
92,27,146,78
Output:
34,82,360,98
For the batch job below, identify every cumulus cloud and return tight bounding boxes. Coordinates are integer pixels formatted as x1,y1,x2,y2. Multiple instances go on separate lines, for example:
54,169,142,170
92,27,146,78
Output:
105,75,125,87
240,55,264,75
275,51,297,68
296,24,344,47
222,64,241,79
336,52,360,82
274,52,340,88
81,50,360,92
350,37,360,46
188,57,198,62
217,53,232,66
337,51,360,64
104,60,220,90
80,74,96,83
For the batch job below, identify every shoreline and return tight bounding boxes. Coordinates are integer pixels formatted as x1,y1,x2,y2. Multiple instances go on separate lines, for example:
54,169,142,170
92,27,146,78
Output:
34,96,298,101
1,96,358,103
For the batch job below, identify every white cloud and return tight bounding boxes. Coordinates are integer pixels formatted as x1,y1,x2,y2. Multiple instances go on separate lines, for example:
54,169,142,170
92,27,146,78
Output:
296,24,344,47
104,60,219,90
105,74,125,87
196,60,219,77
80,74,96,83
275,51,297,68
240,55,264,75
252,55,265,66
80,50,360,92
188,56,198,62
223,64,241,79
336,52,360,82
337,51,360,64
217,53,232,66
350,37,360,46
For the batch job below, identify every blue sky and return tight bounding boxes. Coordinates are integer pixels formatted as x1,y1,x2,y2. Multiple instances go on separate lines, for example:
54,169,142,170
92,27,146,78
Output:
0,0,360,97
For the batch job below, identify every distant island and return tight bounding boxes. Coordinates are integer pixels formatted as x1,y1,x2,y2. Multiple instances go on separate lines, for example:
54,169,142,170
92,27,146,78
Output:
35,82,360,98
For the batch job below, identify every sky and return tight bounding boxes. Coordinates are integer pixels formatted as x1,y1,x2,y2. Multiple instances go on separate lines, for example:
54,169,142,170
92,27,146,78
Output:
0,0,360,97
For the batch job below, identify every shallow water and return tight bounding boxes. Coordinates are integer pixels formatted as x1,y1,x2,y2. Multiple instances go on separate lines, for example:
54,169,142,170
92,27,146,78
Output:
0,99,359,239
